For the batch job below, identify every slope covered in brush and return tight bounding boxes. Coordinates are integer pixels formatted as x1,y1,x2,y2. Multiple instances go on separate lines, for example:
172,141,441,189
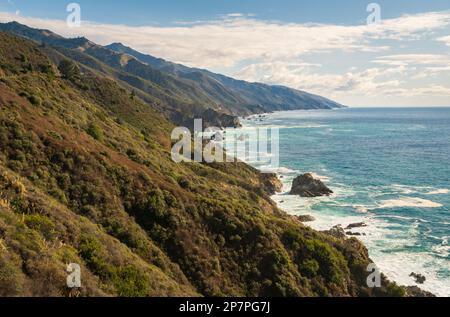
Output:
0,31,404,297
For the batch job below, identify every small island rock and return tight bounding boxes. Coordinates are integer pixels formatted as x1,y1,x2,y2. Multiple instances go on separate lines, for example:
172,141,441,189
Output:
410,272,426,284
290,173,333,197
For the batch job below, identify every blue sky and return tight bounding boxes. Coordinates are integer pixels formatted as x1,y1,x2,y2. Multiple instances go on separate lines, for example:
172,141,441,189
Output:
3,0,450,26
1,0,450,106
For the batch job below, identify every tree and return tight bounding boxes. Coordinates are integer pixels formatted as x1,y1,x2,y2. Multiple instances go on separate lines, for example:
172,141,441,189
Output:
58,59,80,81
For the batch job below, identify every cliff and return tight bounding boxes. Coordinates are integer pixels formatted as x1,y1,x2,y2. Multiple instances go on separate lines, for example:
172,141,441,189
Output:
0,30,404,297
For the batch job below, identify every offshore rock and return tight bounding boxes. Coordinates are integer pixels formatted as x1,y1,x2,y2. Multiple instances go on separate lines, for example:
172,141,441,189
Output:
290,173,333,197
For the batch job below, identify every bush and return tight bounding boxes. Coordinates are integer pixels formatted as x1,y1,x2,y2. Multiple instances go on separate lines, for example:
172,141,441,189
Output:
300,259,320,277
305,239,345,284
27,95,41,106
58,59,80,81
79,235,113,279
87,124,104,141
24,214,55,240
178,177,190,189
386,282,406,297
38,63,55,77
113,266,149,297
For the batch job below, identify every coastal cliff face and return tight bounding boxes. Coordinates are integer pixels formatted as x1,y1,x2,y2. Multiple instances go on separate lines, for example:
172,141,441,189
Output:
0,31,407,297
260,173,283,195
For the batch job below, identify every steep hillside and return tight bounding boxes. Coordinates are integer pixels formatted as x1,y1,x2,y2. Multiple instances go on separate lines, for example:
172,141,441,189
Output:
0,31,405,297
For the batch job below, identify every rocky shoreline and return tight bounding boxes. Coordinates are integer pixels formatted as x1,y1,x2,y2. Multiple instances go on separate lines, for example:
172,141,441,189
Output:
240,112,437,297
272,171,436,297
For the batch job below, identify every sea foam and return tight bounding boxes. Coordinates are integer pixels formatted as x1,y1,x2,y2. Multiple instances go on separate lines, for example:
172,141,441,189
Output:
426,189,450,195
378,197,443,209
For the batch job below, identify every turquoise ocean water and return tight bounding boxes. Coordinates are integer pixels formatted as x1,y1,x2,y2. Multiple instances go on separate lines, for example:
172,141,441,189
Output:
240,107,450,296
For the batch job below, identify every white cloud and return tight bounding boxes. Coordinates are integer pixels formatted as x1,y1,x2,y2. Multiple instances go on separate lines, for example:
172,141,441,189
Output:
235,62,406,97
437,35,450,46
384,85,450,97
1,10,450,105
373,54,450,67
366,12,450,40
372,54,450,79
1,11,450,69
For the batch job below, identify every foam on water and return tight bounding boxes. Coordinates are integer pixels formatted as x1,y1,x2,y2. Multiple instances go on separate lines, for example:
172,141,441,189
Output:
426,189,450,195
377,197,443,209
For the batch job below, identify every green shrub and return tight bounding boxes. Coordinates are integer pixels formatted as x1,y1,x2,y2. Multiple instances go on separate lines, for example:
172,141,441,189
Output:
386,282,406,297
87,123,104,141
58,59,80,81
79,235,113,279
300,259,320,277
24,214,55,240
38,63,55,77
126,149,141,162
113,266,150,297
178,177,190,189
47,131,63,140
27,95,41,106
305,239,345,284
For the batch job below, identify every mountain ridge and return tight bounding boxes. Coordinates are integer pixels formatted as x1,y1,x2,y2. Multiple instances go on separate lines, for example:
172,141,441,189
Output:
0,21,344,129
107,41,346,113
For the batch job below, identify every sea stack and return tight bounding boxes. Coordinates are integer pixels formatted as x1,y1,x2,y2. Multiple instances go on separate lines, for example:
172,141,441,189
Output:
290,173,333,197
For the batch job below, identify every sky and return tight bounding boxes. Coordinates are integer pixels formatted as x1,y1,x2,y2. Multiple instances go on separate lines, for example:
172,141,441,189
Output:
1,0,450,107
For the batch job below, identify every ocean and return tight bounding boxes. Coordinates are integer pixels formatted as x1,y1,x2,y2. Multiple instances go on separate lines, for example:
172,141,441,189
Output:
240,107,450,296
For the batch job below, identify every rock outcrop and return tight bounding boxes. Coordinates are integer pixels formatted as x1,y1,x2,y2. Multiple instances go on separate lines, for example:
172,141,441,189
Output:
296,215,316,222
405,286,435,297
346,231,366,236
323,225,347,239
290,173,333,197
410,272,426,284
346,222,368,230
260,173,283,195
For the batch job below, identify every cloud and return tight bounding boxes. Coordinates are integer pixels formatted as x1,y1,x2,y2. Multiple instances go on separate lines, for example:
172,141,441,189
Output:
235,62,406,97
1,10,450,105
384,85,450,97
372,54,450,79
437,35,450,46
1,10,450,69
373,54,450,67
366,11,450,40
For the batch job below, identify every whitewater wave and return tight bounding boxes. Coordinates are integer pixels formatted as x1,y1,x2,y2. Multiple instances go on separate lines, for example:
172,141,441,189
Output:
241,123,328,130
377,197,443,209
426,189,450,195
371,184,449,196
309,172,331,182
272,188,450,296
262,166,297,174
369,250,450,296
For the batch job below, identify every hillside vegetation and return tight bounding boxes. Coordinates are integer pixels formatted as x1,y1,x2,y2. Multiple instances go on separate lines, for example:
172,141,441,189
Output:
0,31,404,297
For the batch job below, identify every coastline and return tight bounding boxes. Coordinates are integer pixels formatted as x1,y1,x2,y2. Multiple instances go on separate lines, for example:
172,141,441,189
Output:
236,109,447,297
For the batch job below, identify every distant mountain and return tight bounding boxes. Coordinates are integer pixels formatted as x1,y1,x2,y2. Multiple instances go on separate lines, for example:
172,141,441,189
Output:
108,42,345,112
0,22,344,129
